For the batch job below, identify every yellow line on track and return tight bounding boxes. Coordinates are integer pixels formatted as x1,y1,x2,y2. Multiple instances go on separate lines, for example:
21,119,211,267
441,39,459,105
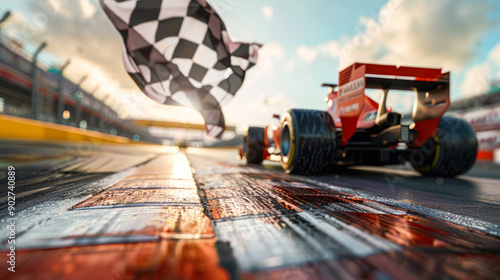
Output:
0,114,139,145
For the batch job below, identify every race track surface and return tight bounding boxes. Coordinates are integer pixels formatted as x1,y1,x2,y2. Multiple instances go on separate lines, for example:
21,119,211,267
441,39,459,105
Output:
0,142,499,279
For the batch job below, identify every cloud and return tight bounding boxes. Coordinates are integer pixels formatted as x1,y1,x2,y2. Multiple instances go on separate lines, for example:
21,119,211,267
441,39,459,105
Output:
80,0,97,19
319,40,341,59
62,56,122,95
340,0,494,71
224,93,298,129
261,6,274,20
17,1,136,91
222,41,296,129
244,41,285,86
297,45,319,64
490,43,500,66
259,41,285,62
292,40,341,65
461,42,500,97
286,59,295,72
46,0,64,13
461,63,492,97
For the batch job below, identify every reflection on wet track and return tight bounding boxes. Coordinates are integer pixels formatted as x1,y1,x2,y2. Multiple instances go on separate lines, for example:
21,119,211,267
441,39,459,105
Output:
0,145,499,279
1,152,228,280
190,159,500,279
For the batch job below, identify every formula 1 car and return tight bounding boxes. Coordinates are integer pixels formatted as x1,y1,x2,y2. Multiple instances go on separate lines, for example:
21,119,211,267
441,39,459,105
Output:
242,63,478,176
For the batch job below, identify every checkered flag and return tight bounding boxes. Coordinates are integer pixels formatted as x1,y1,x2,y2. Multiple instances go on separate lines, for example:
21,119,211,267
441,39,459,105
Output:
101,0,261,138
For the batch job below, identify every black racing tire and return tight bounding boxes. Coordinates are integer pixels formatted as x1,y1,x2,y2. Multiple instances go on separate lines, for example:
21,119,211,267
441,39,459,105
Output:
244,127,265,164
280,109,337,175
410,116,477,177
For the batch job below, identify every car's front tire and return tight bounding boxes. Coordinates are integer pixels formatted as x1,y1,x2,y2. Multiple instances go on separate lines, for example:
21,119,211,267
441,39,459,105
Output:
280,109,337,175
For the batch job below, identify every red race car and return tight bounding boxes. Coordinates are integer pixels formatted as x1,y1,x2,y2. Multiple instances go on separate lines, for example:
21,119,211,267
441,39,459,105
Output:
242,63,478,176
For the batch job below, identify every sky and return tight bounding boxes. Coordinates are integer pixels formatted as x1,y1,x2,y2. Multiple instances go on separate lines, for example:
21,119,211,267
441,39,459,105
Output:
1,0,500,132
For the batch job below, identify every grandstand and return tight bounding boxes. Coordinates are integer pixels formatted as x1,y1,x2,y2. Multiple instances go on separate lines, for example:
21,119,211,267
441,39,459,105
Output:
0,33,158,142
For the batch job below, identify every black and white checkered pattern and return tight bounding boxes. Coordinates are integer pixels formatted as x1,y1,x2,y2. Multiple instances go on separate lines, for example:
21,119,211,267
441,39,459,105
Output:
101,0,260,138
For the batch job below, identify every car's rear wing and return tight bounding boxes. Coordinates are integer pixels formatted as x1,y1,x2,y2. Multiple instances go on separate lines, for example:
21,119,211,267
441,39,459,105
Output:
337,63,450,146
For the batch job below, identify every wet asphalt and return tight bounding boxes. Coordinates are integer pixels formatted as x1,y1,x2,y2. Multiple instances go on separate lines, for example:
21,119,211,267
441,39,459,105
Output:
1,142,499,279
189,147,500,225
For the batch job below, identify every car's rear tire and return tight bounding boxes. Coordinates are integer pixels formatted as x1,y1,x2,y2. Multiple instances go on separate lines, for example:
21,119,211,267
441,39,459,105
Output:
244,127,265,164
280,109,337,175
411,116,477,177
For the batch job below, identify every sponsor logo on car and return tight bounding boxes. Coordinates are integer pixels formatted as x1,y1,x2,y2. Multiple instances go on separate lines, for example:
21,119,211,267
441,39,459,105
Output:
339,103,360,114
339,78,364,98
